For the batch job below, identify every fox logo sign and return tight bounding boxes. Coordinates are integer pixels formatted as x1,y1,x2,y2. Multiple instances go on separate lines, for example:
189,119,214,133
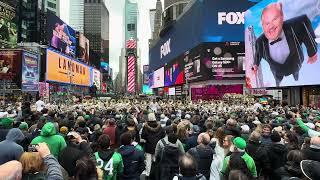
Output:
218,12,245,25
160,38,171,59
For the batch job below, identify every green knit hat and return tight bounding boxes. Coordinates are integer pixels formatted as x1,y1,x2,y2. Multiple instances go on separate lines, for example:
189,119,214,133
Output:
233,137,247,150
84,115,90,120
0,118,13,128
19,122,29,130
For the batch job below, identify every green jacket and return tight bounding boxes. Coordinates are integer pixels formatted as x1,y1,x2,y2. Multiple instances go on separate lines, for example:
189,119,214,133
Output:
95,151,123,180
31,122,66,158
221,152,257,178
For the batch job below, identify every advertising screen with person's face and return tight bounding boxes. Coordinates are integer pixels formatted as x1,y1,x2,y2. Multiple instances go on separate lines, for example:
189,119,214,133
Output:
0,50,21,80
0,2,17,46
78,33,89,64
165,57,185,87
152,67,164,88
245,0,320,88
47,12,77,58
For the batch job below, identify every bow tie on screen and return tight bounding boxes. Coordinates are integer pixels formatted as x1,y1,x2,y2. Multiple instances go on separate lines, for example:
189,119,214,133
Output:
270,38,282,45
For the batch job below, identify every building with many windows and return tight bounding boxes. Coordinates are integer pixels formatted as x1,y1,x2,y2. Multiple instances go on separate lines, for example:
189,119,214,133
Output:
69,0,84,32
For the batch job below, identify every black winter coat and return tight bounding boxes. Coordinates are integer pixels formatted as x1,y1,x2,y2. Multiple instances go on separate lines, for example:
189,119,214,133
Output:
267,143,288,179
246,141,272,176
141,121,165,154
302,146,320,162
119,145,145,180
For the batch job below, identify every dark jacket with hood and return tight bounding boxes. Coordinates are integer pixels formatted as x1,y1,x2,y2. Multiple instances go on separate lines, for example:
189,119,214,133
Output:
141,121,165,154
274,161,304,180
0,128,25,164
246,140,272,176
267,143,288,179
302,145,320,162
187,145,214,179
58,141,92,176
31,122,67,158
224,126,241,137
119,145,145,180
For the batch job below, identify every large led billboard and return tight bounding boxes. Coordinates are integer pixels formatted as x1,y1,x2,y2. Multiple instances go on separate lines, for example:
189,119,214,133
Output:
47,12,77,58
0,2,17,46
46,49,90,86
0,50,21,80
21,52,39,91
152,67,164,88
165,56,185,87
245,0,320,88
77,32,89,64
91,68,101,90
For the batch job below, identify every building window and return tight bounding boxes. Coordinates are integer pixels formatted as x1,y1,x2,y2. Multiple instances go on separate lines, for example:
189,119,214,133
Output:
47,1,56,9
127,24,135,31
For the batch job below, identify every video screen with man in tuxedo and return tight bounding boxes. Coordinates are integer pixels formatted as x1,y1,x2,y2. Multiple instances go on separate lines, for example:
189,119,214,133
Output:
245,0,320,88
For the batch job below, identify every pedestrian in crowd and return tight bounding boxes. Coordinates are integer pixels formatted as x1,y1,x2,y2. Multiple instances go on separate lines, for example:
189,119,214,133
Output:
0,117,14,141
31,122,66,158
119,132,145,180
141,112,165,179
155,125,184,180
187,133,214,179
19,143,64,180
94,134,123,180
173,154,206,180
0,128,25,164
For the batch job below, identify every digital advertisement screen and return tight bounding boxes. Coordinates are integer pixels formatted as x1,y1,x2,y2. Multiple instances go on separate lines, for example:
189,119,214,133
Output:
77,32,89,64
203,42,245,80
152,67,164,88
47,12,77,58
21,52,39,91
168,87,175,96
127,55,136,93
143,84,153,95
0,50,21,80
245,0,320,88
191,84,243,101
165,57,185,87
143,65,150,85
184,45,208,82
46,49,90,86
0,2,17,46
91,68,101,90
100,61,109,74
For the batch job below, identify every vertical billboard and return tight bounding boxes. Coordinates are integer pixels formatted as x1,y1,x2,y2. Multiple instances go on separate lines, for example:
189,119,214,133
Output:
245,0,320,88
39,82,49,98
165,56,185,87
46,49,90,86
0,50,21,80
91,68,101,90
127,55,136,93
0,2,17,46
77,32,89,64
143,65,150,85
21,52,39,91
47,12,77,58
152,67,164,88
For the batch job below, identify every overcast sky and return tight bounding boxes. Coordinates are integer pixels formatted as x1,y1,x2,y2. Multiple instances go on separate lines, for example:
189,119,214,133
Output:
61,0,164,78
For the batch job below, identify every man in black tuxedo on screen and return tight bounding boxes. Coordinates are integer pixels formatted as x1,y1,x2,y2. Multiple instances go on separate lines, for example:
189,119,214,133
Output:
253,3,318,87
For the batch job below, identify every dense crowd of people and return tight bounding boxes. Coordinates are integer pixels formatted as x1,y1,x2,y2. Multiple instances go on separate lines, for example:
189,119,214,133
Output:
0,95,320,180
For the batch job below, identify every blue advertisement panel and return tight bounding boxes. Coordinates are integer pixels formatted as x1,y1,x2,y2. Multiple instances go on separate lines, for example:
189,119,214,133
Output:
245,0,320,88
21,51,39,91
149,0,256,71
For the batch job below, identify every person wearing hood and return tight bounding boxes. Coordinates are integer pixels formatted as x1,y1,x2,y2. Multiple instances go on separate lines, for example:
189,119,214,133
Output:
302,136,320,162
274,150,304,179
119,132,145,180
141,112,165,178
94,134,123,180
31,122,66,158
266,131,288,179
58,131,93,177
0,117,14,141
0,128,25,164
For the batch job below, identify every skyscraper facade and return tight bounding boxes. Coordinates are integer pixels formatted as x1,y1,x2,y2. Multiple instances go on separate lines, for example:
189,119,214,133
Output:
163,0,189,27
69,0,84,32
46,0,60,16
149,0,162,48
84,0,109,68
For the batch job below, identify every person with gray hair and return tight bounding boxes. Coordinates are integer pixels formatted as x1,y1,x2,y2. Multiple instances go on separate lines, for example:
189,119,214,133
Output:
224,119,241,137
172,154,206,180
187,133,214,179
